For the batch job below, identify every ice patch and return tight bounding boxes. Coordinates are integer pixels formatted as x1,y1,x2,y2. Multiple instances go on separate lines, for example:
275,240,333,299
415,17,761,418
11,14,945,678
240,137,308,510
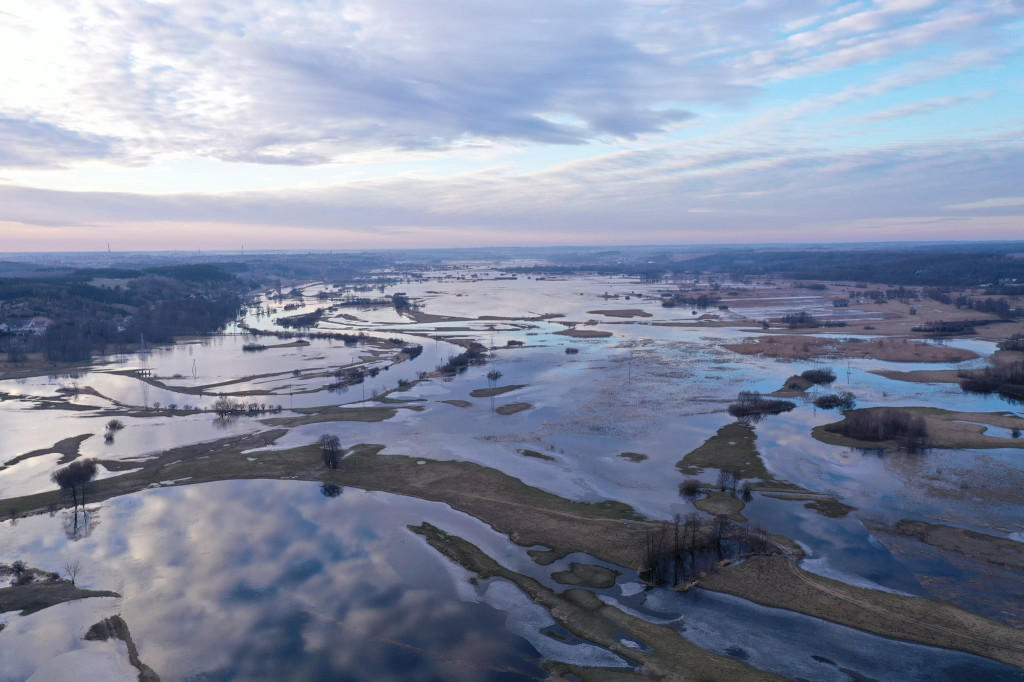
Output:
27,647,137,682
482,580,630,668
619,582,645,597
801,558,917,596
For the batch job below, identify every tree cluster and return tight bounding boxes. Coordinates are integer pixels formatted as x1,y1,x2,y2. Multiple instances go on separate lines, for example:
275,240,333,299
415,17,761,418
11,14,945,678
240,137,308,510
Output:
639,514,775,586
727,391,796,419
824,408,928,450
50,459,98,507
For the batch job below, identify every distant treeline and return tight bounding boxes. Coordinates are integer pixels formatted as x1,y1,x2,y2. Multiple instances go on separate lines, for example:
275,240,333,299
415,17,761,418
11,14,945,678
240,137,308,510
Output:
1,263,245,362
669,247,1024,286
37,293,243,362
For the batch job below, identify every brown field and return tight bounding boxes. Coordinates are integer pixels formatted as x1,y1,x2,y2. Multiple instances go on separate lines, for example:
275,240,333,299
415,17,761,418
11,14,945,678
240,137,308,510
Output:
700,556,1024,668
585,309,652,318
495,402,531,415
554,328,613,338
469,384,526,398
725,335,978,362
812,407,1024,451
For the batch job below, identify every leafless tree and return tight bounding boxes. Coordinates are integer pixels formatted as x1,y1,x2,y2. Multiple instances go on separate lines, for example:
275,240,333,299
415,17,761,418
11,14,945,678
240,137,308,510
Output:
64,559,82,586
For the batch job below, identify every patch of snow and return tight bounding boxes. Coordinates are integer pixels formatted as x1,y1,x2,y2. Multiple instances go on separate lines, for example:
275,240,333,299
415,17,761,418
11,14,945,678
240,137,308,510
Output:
27,648,136,682
618,582,645,597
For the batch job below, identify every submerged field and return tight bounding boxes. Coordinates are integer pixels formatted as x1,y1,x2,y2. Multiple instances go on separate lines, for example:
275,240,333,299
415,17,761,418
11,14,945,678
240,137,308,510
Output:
1,268,1023,681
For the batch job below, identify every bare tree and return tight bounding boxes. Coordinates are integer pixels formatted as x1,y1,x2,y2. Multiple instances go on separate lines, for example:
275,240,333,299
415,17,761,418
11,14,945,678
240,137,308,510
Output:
64,559,82,586
317,434,342,469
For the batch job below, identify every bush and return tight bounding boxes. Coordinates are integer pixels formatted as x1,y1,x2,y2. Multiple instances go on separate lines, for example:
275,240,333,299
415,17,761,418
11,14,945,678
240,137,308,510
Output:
801,367,836,385
959,361,1024,401
781,312,819,328
824,408,928,449
727,391,796,418
814,392,856,410
679,479,701,497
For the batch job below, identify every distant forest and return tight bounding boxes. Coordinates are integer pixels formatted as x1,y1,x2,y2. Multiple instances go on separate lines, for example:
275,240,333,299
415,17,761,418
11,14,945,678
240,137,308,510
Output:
510,244,1024,287
0,264,245,362
669,246,1024,286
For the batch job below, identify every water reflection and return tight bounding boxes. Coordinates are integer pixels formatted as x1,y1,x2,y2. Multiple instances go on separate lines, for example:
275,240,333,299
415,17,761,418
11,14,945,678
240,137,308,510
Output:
0,481,548,681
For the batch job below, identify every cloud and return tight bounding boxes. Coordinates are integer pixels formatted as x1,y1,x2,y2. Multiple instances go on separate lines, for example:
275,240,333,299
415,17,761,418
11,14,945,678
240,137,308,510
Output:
2,133,1022,247
946,197,1024,211
0,117,120,168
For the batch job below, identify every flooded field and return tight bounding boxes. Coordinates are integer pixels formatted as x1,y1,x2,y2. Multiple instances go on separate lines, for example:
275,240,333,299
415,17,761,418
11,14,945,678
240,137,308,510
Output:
2,267,1023,680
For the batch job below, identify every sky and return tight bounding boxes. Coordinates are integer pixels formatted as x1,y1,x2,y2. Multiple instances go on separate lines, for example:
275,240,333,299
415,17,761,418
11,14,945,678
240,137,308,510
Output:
0,0,1022,251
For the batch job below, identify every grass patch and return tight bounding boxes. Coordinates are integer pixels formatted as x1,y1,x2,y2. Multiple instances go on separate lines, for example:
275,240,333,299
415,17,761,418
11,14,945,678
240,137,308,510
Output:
410,523,786,681
551,562,620,589
585,309,652,318
439,399,472,407
761,493,855,518
3,433,93,468
727,392,796,419
496,402,531,415
724,336,979,363
618,452,648,462
260,404,416,427
889,519,1024,571
0,581,120,616
693,491,747,522
699,556,1024,668
520,449,556,461
821,407,928,450
554,328,613,338
770,375,812,397
813,406,1024,451
676,423,804,492
0,431,651,569
469,384,526,398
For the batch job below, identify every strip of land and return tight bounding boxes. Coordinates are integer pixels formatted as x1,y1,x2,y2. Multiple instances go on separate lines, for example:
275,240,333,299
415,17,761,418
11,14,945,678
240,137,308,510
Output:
812,407,1024,451
411,523,787,681
0,581,119,616
698,555,1024,668
724,335,978,362
469,384,526,398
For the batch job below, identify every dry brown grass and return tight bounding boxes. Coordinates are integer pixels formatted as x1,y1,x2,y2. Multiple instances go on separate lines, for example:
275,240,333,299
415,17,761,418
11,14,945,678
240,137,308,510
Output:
700,556,1024,668
555,328,613,338
495,402,531,415
469,384,526,398
813,407,1024,451
725,335,978,362
585,309,652,318
0,581,119,616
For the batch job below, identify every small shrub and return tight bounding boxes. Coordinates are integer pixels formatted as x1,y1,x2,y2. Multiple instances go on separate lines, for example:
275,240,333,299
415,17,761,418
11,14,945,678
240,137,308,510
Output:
727,391,796,418
814,392,856,410
801,367,836,385
679,479,701,497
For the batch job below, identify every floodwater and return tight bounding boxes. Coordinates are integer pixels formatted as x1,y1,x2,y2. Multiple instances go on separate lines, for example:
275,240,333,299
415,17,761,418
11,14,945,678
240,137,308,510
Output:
2,269,1022,680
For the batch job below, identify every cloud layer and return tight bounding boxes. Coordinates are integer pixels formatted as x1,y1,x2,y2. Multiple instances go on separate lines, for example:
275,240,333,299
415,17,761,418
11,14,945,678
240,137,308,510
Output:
0,0,1021,247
